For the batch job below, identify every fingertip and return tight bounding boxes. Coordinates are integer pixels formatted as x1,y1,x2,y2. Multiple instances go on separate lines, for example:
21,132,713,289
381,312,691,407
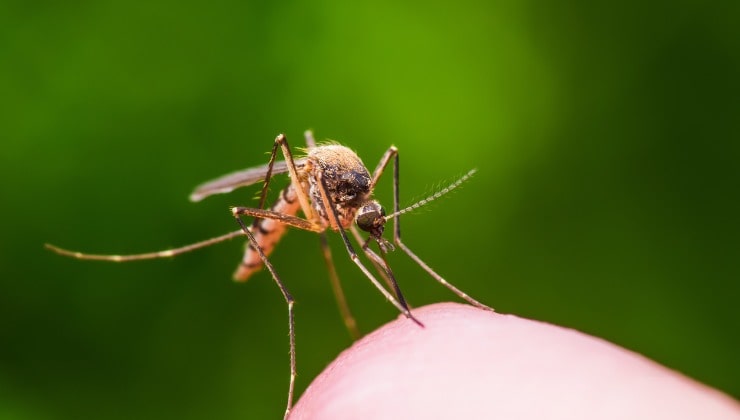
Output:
292,303,739,419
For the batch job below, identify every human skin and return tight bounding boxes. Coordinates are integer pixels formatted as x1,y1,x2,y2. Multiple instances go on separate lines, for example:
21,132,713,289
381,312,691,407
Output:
291,302,739,419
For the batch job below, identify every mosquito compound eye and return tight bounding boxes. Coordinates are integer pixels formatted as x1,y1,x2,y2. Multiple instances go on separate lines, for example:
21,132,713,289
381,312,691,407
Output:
356,202,386,233
355,210,377,232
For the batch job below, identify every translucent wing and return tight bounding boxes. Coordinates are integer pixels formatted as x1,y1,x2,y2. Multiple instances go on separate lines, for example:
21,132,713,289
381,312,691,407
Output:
189,159,307,202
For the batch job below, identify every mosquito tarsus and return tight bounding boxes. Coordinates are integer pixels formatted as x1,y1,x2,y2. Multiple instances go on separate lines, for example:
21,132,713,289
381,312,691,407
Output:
45,130,493,419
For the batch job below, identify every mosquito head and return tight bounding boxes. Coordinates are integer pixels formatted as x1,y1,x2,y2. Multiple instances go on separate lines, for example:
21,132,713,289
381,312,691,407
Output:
356,200,387,238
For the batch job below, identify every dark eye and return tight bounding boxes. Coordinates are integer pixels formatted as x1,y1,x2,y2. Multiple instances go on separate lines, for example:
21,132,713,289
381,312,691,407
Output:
356,202,386,233
356,210,378,232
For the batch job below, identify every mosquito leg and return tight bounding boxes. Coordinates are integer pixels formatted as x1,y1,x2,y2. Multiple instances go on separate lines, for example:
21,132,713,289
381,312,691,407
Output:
231,207,323,233
274,134,318,225
318,232,361,340
231,209,297,420
45,230,246,262
316,173,423,327
388,151,494,312
369,146,398,191
231,201,325,282
254,135,284,211
350,225,398,300
358,240,413,311
396,239,492,311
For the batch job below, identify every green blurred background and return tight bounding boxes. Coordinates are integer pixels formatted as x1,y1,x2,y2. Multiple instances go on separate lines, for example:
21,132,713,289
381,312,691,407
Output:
1,1,738,418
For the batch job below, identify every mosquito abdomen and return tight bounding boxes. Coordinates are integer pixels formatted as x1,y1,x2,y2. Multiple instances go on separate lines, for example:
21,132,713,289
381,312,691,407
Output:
234,185,301,282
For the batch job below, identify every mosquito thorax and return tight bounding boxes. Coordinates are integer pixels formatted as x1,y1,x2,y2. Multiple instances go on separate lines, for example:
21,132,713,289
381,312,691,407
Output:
355,200,386,237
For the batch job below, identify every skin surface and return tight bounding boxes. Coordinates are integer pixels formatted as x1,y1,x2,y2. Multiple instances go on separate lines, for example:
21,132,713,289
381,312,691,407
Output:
291,302,739,419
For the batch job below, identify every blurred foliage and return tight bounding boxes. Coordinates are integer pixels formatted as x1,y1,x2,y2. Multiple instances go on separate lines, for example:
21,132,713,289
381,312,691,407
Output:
1,0,738,418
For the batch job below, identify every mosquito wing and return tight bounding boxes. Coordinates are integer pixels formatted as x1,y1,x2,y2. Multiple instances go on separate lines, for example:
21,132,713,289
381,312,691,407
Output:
189,158,307,202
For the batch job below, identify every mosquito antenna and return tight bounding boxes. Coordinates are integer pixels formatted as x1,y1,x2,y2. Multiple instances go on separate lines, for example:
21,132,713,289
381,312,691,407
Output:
45,229,245,262
384,168,477,221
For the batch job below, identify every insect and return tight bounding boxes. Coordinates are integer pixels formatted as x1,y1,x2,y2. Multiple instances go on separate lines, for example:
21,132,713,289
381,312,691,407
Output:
46,130,493,419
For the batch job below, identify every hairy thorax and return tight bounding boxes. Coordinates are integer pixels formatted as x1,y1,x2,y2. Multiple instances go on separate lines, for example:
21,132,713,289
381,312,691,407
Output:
303,145,372,229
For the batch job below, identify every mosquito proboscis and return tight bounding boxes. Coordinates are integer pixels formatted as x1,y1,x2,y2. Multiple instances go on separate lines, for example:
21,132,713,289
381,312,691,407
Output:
45,130,493,419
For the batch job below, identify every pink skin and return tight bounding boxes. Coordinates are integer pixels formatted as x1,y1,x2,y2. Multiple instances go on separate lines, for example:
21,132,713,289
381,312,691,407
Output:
292,302,739,419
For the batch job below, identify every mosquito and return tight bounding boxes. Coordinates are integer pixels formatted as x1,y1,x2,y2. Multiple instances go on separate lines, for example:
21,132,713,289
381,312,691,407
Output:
45,130,493,419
